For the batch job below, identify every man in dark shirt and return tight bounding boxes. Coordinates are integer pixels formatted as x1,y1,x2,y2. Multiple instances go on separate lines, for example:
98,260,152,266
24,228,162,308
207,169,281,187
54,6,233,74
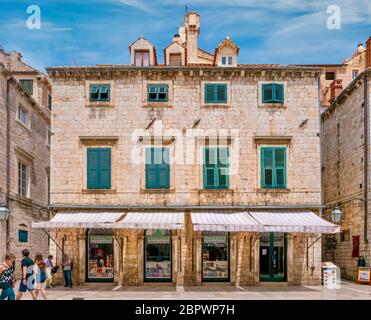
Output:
15,249,36,300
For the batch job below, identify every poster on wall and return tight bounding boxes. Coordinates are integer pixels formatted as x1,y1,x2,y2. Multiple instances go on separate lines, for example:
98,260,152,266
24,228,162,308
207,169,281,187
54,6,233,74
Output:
357,268,371,284
352,236,360,258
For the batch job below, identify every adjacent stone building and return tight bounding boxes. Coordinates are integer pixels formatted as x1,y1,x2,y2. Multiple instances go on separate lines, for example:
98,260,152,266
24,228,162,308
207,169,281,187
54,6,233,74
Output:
0,50,51,276
36,12,339,287
322,61,371,280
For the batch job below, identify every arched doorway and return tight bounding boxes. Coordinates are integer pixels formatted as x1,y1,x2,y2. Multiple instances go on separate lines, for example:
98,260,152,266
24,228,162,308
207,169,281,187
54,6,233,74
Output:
144,229,172,282
86,228,114,282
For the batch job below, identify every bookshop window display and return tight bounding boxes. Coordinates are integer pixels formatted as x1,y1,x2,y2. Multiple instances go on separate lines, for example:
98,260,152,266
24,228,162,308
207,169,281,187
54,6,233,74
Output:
87,229,114,282
144,229,172,282
202,232,230,281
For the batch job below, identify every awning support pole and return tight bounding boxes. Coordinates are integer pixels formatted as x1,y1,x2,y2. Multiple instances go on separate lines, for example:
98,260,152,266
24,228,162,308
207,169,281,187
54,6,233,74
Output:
42,228,63,253
306,235,322,271
249,235,258,271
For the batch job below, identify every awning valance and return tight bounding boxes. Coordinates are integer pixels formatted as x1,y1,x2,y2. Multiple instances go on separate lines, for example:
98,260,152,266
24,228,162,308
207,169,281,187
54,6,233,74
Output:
109,212,184,230
190,211,263,232
249,210,340,233
32,212,125,229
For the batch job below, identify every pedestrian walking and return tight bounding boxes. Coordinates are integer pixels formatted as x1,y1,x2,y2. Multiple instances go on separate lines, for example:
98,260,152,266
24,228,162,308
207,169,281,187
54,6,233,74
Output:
44,255,54,288
0,253,16,300
61,254,73,288
16,249,36,300
34,254,47,300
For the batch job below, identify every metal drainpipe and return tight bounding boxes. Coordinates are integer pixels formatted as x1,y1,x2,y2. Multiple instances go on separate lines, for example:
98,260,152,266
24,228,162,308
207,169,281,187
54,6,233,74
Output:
364,74,369,245
5,77,11,251
318,77,324,218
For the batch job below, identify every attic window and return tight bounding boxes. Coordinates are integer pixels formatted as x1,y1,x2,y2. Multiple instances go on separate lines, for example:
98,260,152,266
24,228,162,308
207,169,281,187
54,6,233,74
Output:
169,53,182,66
135,50,149,67
325,72,336,80
221,56,233,66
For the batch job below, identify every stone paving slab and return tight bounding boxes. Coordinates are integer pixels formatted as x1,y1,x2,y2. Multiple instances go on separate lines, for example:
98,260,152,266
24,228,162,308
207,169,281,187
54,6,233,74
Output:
15,280,371,300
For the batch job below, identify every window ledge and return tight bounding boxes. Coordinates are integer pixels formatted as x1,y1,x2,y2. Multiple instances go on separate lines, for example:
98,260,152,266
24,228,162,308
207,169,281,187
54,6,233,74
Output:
16,120,32,133
142,103,173,108
82,189,116,194
198,189,234,194
141,188,175,194
15,195,32,204
201,104,230,108
256,188,290,193
258,103,287,109
85,103,115,108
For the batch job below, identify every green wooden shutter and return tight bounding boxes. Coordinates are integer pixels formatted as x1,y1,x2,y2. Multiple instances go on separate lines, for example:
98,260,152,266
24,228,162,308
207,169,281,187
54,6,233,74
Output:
145,148,156,189
274,84,284,103
274,147,286,187
262,84,273,103
99,148,111,189
87,149,99,189
204,148,216,188
261,148,274,188
205,84,215,103
158,148,170,188
145,148,170,189
217,147,229,188
216,84,227,103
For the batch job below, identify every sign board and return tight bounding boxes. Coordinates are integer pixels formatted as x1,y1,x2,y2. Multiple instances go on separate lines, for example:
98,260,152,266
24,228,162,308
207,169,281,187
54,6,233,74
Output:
357,267,371,284
352,236,360,258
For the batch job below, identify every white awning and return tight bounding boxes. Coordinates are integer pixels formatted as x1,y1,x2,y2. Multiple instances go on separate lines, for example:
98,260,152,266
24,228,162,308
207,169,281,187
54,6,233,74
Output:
190,211,263,232
32,212,125,229
109,212,184,230
249,210,340,233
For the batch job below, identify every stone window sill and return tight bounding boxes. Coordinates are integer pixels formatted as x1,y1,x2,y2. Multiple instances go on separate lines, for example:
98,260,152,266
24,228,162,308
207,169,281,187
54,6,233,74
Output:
85,103,115,108
141,188,175,194
15,194,32,204
142,103,173,108
82,189,117,194
16,120,32,133
198,189,234,194
258,103,287,109
201,104,230,108
256,188,291,193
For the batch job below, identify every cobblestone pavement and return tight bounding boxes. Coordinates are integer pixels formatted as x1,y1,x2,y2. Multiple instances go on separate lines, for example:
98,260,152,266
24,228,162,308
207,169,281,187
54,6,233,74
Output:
17,280,371,300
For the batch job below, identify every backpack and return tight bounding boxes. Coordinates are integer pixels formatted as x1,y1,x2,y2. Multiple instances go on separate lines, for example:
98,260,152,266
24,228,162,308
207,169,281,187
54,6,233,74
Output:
40,270,46,283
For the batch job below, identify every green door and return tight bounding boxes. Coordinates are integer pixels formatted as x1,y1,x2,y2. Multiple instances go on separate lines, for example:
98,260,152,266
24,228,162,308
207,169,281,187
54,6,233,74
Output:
259,232,287,282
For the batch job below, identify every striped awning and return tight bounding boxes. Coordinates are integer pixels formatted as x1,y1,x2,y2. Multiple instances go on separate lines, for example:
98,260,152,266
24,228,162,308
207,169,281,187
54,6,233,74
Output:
109,212,184,230
32,212,125,229
190,211,263,232
249,210,340,233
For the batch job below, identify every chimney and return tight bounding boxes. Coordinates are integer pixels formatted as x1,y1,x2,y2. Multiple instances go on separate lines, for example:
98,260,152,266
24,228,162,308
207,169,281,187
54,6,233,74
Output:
184,12,200,64
366,37,371,69
330,79,343,103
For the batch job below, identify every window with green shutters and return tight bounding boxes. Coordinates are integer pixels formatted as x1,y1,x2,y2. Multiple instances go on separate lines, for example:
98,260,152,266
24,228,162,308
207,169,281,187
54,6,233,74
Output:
147,84,168,102
204,84,227,103
145,148,170,189
261,147,286,188
87,148,111,189
89,84,111,102
262,83,284,103
19,79,33,95
203,147,229,189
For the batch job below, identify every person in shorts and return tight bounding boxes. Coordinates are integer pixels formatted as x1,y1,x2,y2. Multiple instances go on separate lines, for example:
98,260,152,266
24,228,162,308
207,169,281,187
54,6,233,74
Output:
0,253,16,300
16,249,36,300
34,254,47,300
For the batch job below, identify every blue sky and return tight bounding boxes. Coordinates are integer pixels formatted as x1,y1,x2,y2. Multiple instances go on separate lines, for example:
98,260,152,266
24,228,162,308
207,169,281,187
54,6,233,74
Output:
0,0,370,72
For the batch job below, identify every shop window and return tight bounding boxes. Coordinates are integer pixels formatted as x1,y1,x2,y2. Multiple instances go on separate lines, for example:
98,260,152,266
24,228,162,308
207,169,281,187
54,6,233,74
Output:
19,79,33,95
18,230,28,243
203,147,229,189
144,229,172,282
89,84,110,102
147,84,168,102
145,147,170,189
87,229,114,282
204,83,227,103
262,83,284,103
87,148,111,189
261,146,286,188
135,50,150,66
202,232,229,281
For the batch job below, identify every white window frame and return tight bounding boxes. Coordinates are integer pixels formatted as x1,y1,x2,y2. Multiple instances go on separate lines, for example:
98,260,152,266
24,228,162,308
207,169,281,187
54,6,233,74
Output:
18,160,28,197
221,56,233,66
18,104,30,128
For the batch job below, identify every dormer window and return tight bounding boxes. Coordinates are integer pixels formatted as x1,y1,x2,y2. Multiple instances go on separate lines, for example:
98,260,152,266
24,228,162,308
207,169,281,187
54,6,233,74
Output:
221,56,233,66
169,53,182,66
135,50,150,67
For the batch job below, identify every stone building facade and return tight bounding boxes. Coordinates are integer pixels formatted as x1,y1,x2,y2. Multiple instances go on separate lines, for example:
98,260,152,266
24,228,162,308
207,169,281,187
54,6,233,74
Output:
38,12,339,287
322,68,371,280
0,50,51,276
